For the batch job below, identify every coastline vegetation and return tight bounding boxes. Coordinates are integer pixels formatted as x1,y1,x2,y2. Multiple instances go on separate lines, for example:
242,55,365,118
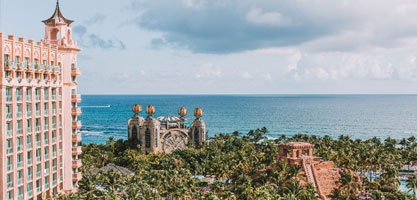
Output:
60,128,417,199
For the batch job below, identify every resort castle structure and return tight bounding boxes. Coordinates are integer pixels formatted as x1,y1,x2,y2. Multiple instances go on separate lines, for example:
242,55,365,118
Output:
128,105,207,153
0,2,82,199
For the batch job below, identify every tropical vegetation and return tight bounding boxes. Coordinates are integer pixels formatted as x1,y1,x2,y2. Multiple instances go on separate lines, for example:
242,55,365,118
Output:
59,128,417,199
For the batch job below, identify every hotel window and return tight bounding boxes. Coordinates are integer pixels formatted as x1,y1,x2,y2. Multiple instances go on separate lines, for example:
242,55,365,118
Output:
44,74,48,80
16,88,22,101
26,184,32,196
25,57,29,66
27,167,33,180
42,60,46,65
5,71,11,78
36,165,41,178
7,156,12,171
27,135,32,148
6,140,13,154
44,118,49,130
71,63,75,69
27,151,32,165
6,105,12,119
35,89,40,100
44,103,49,115
27,119,32,133
51,61,54,66
17,187,23,199
17,137,22,152
17,171,23,184
44,147,49,159
27,104,32,117
36,149,41,162
17,154,23,168
7,174,13,189
16,121,22,135
4,54,9,65
36,180,40,191
44,132,49,145
35,104,40,116
44,89,49,100
6,88,11,101
16,104,22,118
36,134,41,146
15,56,20,62
26,87,32,100
34,58,38,64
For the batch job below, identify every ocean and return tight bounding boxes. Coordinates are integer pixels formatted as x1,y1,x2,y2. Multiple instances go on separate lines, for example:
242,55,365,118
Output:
79,95,417,144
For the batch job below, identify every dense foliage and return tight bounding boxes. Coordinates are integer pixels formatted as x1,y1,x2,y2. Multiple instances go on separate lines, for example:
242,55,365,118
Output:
60,128,417,199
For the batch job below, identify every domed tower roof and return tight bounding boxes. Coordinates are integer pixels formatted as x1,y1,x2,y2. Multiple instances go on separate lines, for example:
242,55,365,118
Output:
42,1,74,26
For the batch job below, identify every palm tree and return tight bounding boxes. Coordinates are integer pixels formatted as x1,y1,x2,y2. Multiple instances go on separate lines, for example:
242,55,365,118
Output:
407,175,417,199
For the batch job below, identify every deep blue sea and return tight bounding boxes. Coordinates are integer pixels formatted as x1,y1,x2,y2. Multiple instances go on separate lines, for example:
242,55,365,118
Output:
79,95,417,144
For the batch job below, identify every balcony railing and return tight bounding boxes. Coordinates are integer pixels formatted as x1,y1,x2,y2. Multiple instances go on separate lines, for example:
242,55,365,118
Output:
17,145,23,152
44,96,49,101
6,95,12,102
71,94,82,103
71,67,81,76
35,96,40,101
17,128,23,135
72,134,82,142
27,127,32,133
45,183,50,189
7,130,12,137
45,154,49,159
53,151,56,158
26,190,33,198
7,181,13,189
72,121,82,129
36,156,41,162
44,168,49,175
52,123,56,129
7,164,12,171
45,139,49,145
44,110,49,115
26,95,32,101
28,174,33,181
36,171,41,178
52,95,56,100
36,111,40,117
53,180,57,186
36,186,41,193
72,146,82,155
17,178,23,185
6,112,12,119
27,111,32,118
17,194,23,200
36,141,41,147
16,112,22,118
44,124,49,131
27,158,32,165
16,95,22,101
52,109,56,115
7,147,13,154
72,159,82,168
72,172,82,181
72,107,82,116
17,161,23,168
36,125,41,132
27,143,32,149
53,165,57,171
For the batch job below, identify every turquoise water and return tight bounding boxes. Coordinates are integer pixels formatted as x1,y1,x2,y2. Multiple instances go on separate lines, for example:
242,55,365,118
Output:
79,95,417,144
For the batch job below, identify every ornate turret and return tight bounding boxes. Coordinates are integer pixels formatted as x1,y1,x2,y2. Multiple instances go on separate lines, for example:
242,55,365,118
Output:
42,1,74,26
43,0,78,48
128,104,144,142
140,105,161,152
191,108,206,144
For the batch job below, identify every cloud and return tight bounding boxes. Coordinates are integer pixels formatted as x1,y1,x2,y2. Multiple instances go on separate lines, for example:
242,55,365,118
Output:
246,8,292,26
131,0,348,54
72,25,126,50
195,64,222,79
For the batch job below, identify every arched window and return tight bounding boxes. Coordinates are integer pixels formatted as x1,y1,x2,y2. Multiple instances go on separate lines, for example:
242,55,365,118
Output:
51,29,60,41
131,126,138,142
145,128,151,148
154,129,158,148
194,127,199,144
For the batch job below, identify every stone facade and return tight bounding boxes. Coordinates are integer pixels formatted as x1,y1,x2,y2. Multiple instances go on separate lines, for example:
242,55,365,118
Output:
128,105,206,153
277,142,360,200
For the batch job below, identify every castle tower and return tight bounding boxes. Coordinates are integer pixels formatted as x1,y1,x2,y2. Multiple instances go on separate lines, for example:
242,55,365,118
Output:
139,105,161,153
128,104,144,143
190,108,206,145
0,1,82,199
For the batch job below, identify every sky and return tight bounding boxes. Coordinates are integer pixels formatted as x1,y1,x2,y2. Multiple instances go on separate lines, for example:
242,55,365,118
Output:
2,0,417,94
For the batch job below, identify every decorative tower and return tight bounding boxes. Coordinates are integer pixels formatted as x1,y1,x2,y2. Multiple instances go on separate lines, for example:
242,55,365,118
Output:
128,104,144,143
140,105,161,153
42,1,83,193
178,107,187,128
190,108,206,145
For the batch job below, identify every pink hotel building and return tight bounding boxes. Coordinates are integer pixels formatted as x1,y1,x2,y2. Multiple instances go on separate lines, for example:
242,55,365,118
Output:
0,2,82,200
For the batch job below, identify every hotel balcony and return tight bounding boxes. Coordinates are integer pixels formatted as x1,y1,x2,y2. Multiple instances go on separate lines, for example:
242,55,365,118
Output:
72,146,82,155
72,159,82,168
71,94,81,103
71,67,81,76
72,133,82,142
72,107,82,116
72,172,82,181
72,121,82,129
